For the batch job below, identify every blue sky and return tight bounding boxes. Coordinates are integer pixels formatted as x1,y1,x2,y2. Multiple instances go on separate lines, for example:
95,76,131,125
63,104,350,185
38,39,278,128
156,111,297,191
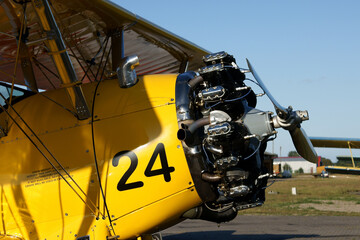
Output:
114,0,360,162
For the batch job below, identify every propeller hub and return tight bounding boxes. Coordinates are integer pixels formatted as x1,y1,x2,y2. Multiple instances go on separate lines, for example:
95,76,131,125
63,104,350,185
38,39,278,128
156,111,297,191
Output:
272,110,309,130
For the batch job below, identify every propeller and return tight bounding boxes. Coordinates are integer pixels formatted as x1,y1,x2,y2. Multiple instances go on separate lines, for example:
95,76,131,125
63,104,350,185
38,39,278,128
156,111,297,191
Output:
246,59,318,163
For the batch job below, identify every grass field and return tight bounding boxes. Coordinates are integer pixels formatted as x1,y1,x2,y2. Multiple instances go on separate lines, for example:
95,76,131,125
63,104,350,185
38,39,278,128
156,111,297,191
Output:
239,174,360,216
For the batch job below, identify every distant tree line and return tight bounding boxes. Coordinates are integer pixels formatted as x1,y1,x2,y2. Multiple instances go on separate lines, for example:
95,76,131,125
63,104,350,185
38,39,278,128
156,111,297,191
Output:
321,157,333,166
288,151,299,157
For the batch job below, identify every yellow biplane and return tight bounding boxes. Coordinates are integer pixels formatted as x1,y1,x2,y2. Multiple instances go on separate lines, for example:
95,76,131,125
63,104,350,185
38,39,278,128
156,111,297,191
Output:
0,0,318,239
310,137,360,175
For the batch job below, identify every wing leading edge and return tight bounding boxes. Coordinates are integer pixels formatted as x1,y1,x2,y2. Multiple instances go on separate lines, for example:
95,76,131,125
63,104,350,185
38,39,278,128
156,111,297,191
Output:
309,137,360,149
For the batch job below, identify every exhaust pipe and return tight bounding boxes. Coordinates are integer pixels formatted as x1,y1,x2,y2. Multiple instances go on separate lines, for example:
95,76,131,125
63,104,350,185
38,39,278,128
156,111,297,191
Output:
183,204,237,223
177,117,210,145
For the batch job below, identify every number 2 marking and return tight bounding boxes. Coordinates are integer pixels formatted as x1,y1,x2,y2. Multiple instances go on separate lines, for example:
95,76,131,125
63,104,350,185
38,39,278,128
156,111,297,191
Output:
112,151,144,191
112,143,175,191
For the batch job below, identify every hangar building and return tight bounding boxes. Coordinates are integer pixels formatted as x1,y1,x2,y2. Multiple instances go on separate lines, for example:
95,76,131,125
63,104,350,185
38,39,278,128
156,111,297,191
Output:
273,157,317,174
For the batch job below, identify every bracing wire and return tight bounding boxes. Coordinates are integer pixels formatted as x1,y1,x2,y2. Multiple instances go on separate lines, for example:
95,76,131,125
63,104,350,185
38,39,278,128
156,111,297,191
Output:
32,57,60,79
32,59,57,89
0,93,103,218
39,93,77,117
9,2,27,105
98,44,112,82
94,36,110,81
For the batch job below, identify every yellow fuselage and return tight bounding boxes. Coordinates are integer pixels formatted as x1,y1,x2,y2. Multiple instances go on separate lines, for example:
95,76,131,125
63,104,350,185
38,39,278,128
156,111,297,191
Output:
0,75,201,239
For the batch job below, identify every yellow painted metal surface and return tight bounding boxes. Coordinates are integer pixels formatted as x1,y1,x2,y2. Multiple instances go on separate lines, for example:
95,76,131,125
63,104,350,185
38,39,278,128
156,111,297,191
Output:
92,75,201,239
0,75,202,239
113,187,199,239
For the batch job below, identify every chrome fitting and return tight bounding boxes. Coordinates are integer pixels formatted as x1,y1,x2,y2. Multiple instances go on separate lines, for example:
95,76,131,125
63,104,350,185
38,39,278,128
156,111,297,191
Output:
117,55,140,88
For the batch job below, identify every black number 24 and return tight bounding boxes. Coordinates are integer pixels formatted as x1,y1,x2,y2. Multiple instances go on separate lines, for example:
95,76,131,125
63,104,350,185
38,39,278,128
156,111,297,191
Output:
112,143,175,191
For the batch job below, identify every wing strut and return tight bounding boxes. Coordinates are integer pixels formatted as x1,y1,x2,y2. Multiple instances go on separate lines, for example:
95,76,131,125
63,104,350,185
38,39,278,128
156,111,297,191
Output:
30,0,91,119
348,141,356,168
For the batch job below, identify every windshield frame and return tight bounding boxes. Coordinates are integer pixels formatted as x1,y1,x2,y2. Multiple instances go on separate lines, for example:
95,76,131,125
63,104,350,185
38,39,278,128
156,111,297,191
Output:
0,82,36,111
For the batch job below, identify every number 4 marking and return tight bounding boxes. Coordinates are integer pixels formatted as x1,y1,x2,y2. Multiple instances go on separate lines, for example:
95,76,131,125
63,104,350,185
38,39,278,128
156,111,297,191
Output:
144,143,175,182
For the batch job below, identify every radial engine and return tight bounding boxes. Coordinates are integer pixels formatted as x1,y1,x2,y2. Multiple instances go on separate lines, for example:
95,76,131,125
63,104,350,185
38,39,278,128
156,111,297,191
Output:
176,52,315,223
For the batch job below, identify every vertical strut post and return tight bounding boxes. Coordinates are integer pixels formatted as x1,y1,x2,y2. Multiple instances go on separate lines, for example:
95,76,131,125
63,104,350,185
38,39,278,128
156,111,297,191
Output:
179,59,189,73
31,0,90,119
348,141,356,168
111,29,124,71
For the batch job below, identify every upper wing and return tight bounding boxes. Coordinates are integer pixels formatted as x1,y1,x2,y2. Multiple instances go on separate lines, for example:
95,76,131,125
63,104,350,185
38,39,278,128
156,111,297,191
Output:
309,137,360,149
0,0,209,91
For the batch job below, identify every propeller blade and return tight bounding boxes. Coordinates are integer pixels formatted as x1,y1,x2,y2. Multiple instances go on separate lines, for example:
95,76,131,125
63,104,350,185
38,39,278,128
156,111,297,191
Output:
289,127,318,163
246,59,318,163
246,58,288,117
